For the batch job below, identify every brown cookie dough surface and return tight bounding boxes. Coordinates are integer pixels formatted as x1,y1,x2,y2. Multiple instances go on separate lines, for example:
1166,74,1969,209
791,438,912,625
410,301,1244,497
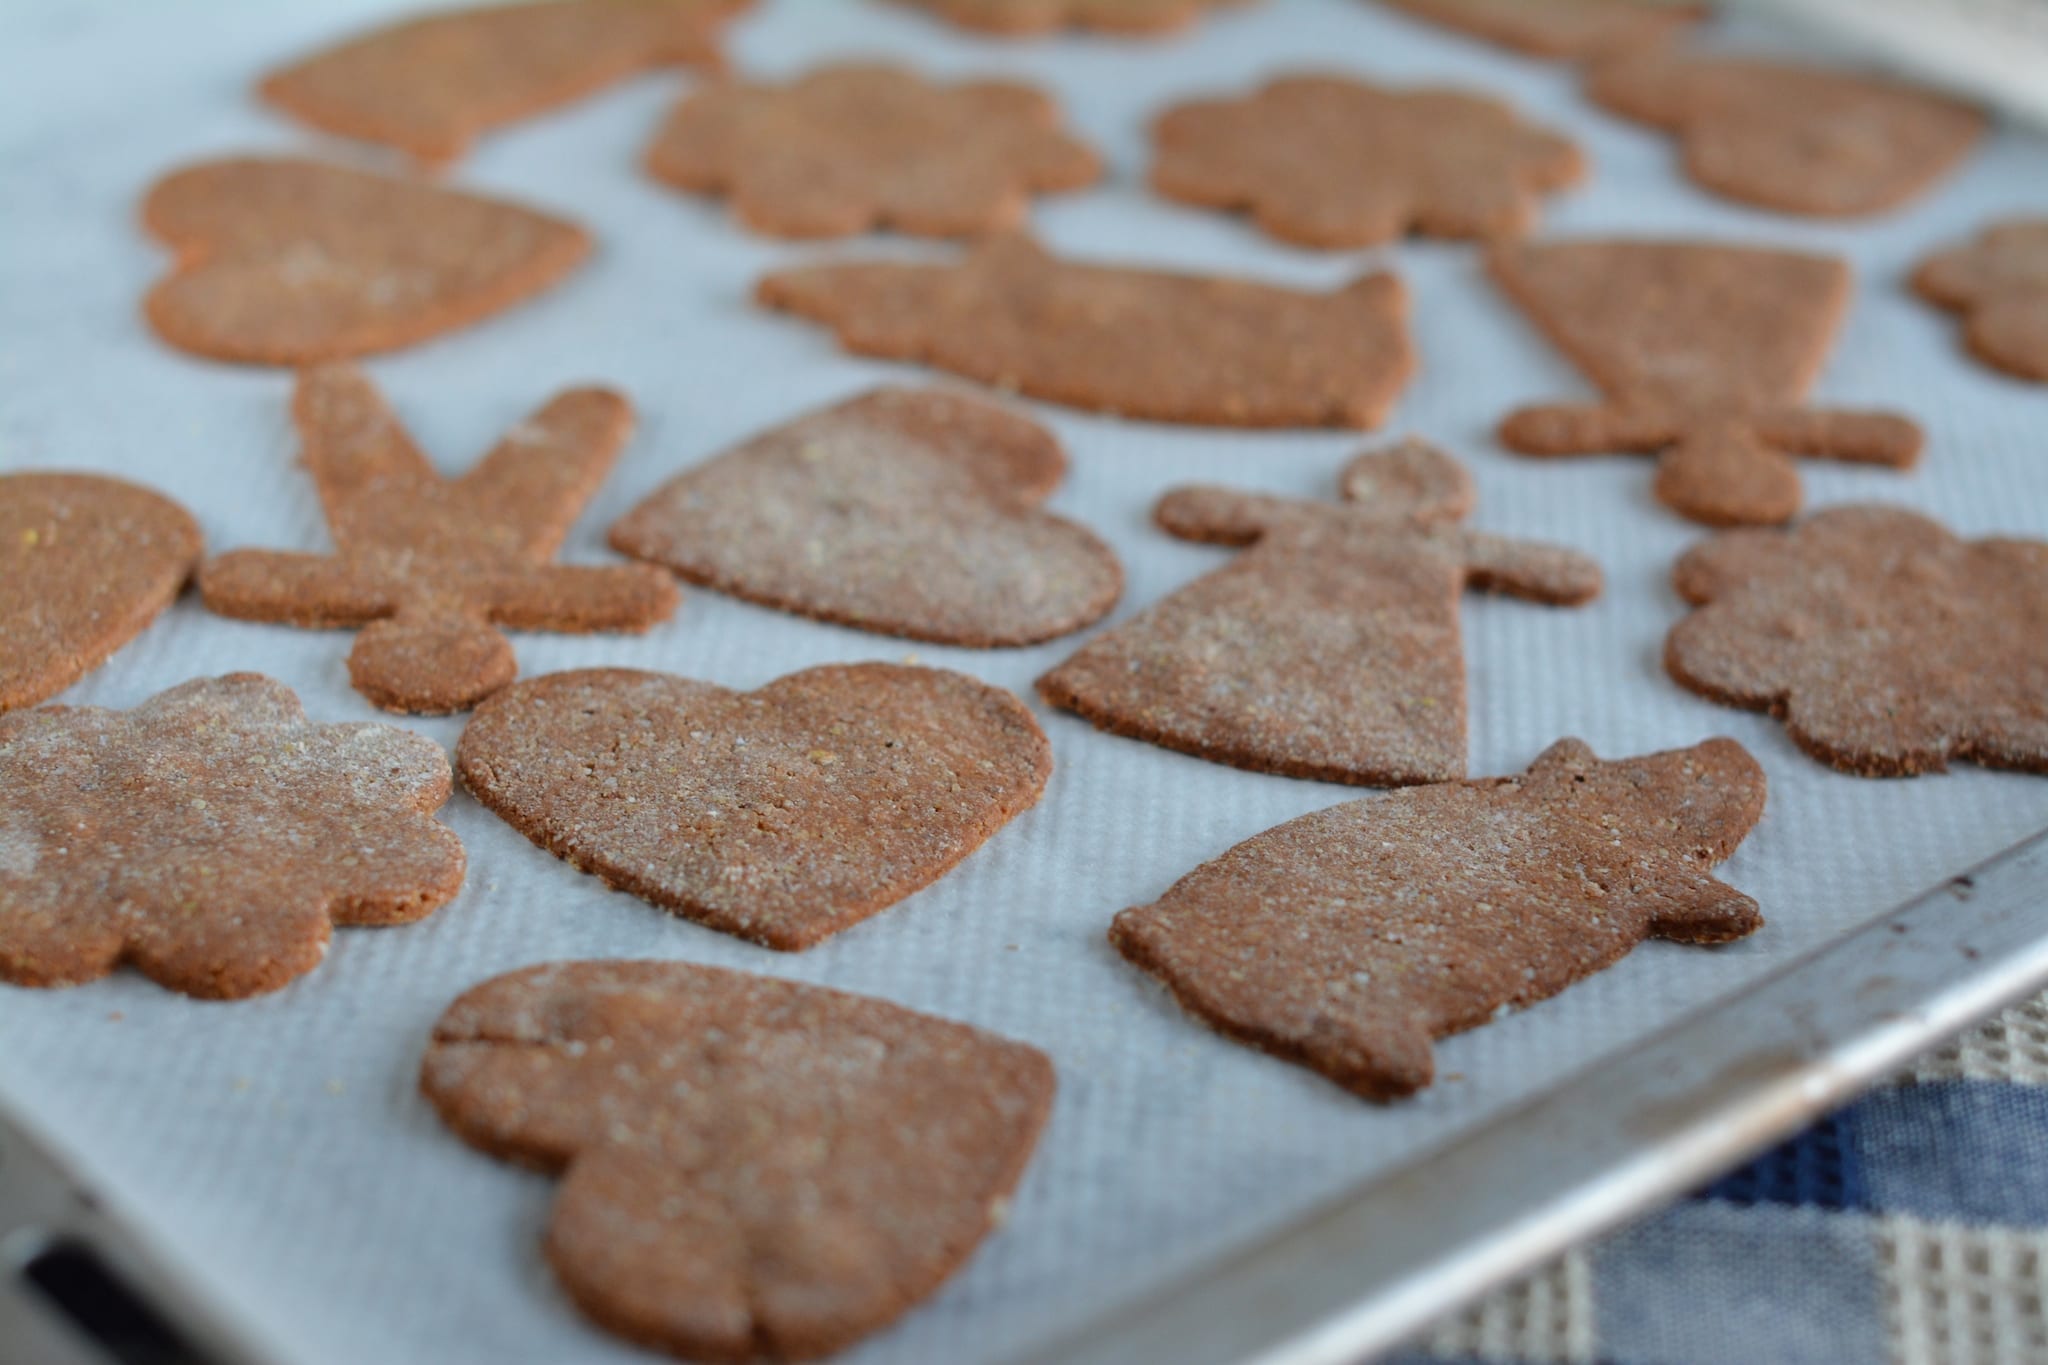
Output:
896,0,1250,35
758,235,1412,429
199,365,677,715
646,63,1099,238
262,0,747,165
1667,506,2048,777
422,960,1054,1361
1151,75,1582,248
1489,238,1922,526
1912,219,2048,384
1114,737,1766,1099
1,473,201,713
1380,0,1701,60
141,157,590,365
455,664,1051,949
0,674,465,999
1039,440,1599,785
609,387,1120,645
1587,52,1985,217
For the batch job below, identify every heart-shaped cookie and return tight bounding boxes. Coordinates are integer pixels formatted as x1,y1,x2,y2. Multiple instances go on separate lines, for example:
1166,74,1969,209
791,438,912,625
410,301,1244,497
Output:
2,472,202,712
422,960,1054,1360
456,664,1051,949
608,387,1120,646
141,157,590,365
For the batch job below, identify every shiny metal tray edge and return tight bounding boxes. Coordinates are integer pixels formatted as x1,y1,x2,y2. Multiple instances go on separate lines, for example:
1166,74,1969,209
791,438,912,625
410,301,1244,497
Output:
1011,825,2048,1365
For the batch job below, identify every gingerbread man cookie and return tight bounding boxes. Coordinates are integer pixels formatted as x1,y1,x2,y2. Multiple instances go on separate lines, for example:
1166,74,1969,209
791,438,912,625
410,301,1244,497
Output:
896,0,1252,36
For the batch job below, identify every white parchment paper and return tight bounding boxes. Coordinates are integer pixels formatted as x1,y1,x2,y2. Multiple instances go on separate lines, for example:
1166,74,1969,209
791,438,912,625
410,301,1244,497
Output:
3,1,2048,1361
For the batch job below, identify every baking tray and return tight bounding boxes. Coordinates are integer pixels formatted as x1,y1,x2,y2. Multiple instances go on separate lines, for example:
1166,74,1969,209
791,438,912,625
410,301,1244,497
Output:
3,2,2047,1363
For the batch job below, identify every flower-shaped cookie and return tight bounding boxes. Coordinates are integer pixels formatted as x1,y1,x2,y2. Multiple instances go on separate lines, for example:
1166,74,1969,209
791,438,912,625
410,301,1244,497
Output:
1913,219,2048,384
1667,506,2048,776
646,63,1099,238
1152,74,1582,248
0,674,465,998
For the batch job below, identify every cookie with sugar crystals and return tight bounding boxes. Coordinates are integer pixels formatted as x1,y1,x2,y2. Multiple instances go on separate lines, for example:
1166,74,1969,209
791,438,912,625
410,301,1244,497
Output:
896,0,1251,35
141,157,589,365
1,472,201,713
0,674,465,999
1667,506,2048,777
1152,74,1583,248
1039,440,1600,785
199,365,677,715
1489,238,1922,526
422,960,1053,1361
758,234,1412,429
455,664,1051,949
1586,51,1985,217
609,386,1121,646
261,0,748,165
1380,0,1702,60
1912,219,2048,384
1113,737,1766,1099
646,63,1100,238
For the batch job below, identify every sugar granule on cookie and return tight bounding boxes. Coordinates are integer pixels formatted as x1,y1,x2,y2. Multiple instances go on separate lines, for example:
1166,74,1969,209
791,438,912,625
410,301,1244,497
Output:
646,63,1099,239
141,157,590,365
1912,219,2048,384
1113,737,1766,1099
0,674,465,999
2,472,202,713
261,0,749,166
199,364,677,715
1667,506,2048,777
758,234,1412,429
422,960,1054,1360
1379,0,1702,61
456,664,1051,949
1489,238,1922,526
609,386,1121,646
1039,440,1599,785
1586,51,1985,218
1151,74,1583,248
895,0,1252,36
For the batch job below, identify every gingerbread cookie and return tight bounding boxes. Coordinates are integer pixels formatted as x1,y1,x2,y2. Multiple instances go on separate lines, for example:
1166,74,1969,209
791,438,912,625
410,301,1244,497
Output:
1587,52,1985,217
758,234,1412,428
609,387,1121,646
199,365,677,714
1039,440,1599,785
1489,238,1922,526
1912,219,2048,384
456,664,1050,949
422,960,1053,1360
1151,74,1583,248
1380,0,1701,60
1,473,202,713
1667,506,2048,777
1114,737,1766,1099
895,0,1249,36
262,0,747,165
646,63,1099,238
0,674,464,999
142,157,589,365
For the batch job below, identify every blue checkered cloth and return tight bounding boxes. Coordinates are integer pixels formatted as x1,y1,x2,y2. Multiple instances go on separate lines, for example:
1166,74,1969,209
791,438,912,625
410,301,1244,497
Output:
1400,995,2048,1365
